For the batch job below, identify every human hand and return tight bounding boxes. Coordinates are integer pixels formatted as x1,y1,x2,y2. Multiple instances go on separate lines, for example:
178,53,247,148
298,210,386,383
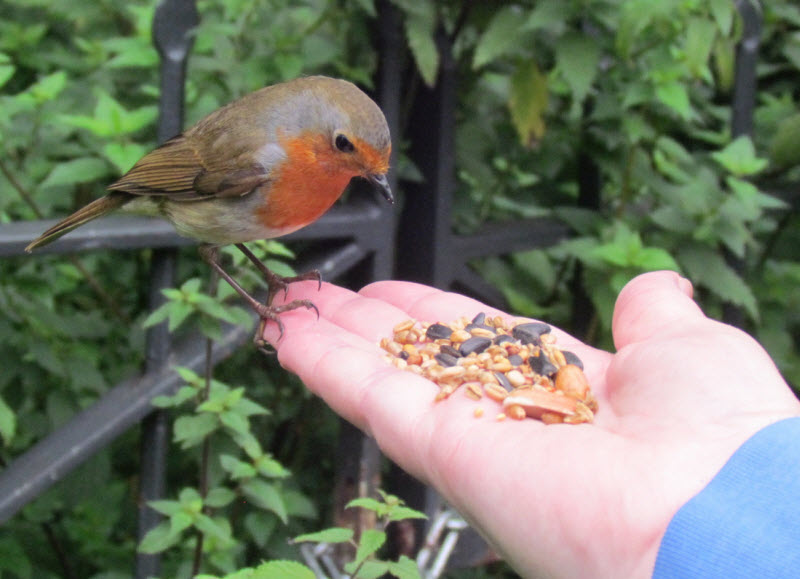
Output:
262,271,800,578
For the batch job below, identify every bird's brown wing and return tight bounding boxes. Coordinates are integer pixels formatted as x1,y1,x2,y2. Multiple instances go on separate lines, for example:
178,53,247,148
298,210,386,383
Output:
108,134,270,200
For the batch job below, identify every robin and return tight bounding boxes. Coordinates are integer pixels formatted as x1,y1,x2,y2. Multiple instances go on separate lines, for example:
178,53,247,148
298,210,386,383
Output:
25,76,393,337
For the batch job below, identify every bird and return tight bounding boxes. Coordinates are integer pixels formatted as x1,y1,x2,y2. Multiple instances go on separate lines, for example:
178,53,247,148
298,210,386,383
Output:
25,75,393,338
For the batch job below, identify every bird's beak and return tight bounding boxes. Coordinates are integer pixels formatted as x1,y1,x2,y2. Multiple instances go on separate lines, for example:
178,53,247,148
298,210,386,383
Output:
367,173,394,205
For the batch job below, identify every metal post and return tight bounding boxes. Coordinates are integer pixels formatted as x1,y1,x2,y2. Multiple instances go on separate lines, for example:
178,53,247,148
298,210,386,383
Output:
136,1,198,577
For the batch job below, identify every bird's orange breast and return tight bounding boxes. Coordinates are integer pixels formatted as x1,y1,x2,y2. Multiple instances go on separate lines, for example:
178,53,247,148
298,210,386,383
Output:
256,133,356,231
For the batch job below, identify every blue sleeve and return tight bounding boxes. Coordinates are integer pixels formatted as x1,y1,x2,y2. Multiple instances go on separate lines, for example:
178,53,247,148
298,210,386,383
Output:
653,417,800,578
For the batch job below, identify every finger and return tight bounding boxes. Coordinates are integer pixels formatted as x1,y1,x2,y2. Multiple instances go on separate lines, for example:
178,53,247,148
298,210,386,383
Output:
611,271,700,351
264,281,420,344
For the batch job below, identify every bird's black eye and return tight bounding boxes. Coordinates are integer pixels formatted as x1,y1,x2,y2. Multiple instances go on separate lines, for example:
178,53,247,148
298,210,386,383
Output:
335,134,355,153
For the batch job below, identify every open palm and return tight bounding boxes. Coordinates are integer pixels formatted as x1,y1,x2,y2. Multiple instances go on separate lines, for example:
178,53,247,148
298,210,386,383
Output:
262,271,800,578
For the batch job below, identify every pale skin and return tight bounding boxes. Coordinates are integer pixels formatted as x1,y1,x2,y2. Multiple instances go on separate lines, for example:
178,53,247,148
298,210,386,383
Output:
261,270,800,578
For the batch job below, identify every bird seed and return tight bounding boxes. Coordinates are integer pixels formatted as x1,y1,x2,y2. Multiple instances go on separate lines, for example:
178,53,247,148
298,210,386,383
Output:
380,313,598,425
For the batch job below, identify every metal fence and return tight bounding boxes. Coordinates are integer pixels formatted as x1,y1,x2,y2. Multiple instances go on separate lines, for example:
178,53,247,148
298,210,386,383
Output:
0,0,768,576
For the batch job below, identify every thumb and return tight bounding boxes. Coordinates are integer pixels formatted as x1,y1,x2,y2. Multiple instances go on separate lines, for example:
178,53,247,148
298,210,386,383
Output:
612,270,700,351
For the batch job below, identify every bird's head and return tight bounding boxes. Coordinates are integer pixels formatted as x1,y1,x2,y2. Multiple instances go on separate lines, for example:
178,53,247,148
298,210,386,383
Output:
277,76,393,203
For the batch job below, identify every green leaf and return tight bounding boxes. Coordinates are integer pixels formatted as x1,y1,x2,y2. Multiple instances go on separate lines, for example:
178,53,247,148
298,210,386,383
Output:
241,479,288,522
0,395,16,444
509,59,548,146
679,246,758,320
27,71,67,103
194,514,233,543
769,112,800,168
347,560,390,579
254,454,291,479
220,454,258,479
138,520,182,554
205,487,236,508
684,17,716,78
352,529,386,569
248,560,315,579
40,158,110,189
555,32,600,107
293,527,354,544
709,0,734,36
147,499,182,517
387,555,422,579
0,53,15,89
103,142,150,174
346,497,385,514
403,6,438,86
220,410,250,435
655,81,693,121
472,6,528,68
173,413,219,448
711,136,769,176
386,505,428,523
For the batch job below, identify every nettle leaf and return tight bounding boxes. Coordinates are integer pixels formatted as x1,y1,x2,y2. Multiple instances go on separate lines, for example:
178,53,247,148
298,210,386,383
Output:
346,560,389,579
472,6,528,69
769,112,800,169
555,32,600,107
241,479,288,523
174,413,219,448
684,17,717,79
709,0,735,36
138,520,183,554
293,527,354,544
351,529,386,570
402,5,438,86
0,395,16,444
0,53,15,89
387,555,423,579
509,59,548,146
220,454,257,479
40,158,110,189
655,81,693,121
27,71,67,103
205,487,236,508
679,246,758,320
711,136,768,176
103,142,149,174
247,560,315,579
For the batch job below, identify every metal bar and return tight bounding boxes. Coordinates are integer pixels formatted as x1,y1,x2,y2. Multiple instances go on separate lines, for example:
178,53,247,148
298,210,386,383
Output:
137,2,198,576
0,194,386,257
724,0,762,328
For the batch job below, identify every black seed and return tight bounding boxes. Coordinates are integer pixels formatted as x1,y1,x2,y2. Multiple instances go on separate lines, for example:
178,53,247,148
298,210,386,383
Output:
426,323,452,340
459,336,491,356
528,354,557,377
512,322,551,345
508,354,523,366
440,344,461,358
494,371,513,392
493,334,513,345
562,350,584,370
399,350,410,360
434,353,459,367
471,312,487,325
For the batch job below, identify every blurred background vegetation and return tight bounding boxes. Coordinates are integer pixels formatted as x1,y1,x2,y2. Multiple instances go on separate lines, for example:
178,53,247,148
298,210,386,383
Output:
0,0,798,577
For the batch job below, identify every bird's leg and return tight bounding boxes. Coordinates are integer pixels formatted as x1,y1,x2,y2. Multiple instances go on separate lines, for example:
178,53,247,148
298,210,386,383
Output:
198,245,318,343
234,243,321,303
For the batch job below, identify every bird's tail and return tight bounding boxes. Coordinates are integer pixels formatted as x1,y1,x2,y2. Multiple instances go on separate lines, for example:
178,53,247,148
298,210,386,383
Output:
25,192,130,252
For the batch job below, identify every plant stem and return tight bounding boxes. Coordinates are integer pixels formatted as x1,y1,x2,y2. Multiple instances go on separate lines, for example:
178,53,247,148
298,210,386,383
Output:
190,270,218,576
